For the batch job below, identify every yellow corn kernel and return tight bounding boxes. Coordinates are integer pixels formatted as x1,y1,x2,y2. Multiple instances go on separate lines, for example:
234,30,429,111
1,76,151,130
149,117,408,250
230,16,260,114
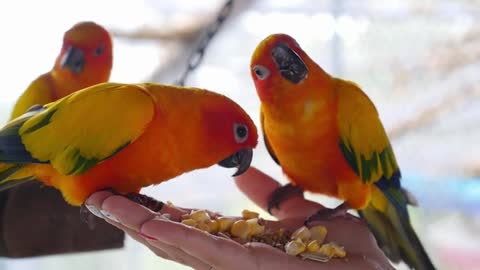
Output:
181,219,197,227
318,242,346,258
181,214,191,220
190,210,211,222
217,217,235,232
291,226,311,242
285,239,306,256
241,209,259,219
196,222,211,232
307,239,320,252
230,220,250,239
246,218,265,236
205,219,219,234
309,225,328,244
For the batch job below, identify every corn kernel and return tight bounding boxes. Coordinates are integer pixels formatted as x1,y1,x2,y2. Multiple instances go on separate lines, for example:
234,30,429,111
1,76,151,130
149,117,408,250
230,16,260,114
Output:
291,226,311,242
307,239,320,252
196,222,211,232
309,225,327,244
241,209,259,219
206,219,219,234
181,219,197,227
217,217,235,232
318,242,346,258
230,220,250,239
190,210,211,222
285,239,306,256
246,218,265,236
181,214,191,220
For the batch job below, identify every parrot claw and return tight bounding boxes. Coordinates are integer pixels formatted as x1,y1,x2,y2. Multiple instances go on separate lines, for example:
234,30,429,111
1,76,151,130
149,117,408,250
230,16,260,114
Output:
80,203,100,229
267,184,304,215
80,190,164,226
103,188,165,212
304,202,361,226
125,192,164,212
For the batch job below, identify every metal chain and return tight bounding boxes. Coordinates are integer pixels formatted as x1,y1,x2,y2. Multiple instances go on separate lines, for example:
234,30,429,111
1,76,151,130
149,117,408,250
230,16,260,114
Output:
174,0,234,86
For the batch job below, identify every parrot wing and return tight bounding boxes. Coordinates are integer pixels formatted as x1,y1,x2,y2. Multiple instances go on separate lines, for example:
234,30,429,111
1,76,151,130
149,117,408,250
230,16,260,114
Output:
336,79,399,185
260,107,280,165
0,82,155,175
336,79,436,270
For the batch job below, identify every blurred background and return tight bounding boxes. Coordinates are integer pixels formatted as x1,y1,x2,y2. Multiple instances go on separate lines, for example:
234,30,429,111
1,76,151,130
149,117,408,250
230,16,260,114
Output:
1,0,480,269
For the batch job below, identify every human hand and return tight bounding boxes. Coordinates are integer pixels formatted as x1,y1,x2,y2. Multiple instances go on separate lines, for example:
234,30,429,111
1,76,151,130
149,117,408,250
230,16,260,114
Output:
85,167,394,270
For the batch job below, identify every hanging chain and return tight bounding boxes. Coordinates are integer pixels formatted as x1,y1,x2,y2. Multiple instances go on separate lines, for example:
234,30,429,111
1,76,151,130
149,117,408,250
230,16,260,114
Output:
174,0,234,86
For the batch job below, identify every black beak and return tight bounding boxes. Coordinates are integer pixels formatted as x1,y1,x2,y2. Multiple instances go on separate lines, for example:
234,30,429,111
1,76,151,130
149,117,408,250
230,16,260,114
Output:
218,148,253,176
271,43,308,84
61,46,85,74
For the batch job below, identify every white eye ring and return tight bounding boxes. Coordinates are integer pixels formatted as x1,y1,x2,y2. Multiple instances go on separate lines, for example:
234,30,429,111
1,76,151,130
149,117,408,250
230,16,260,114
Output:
234,123,248,143
253,65,270,80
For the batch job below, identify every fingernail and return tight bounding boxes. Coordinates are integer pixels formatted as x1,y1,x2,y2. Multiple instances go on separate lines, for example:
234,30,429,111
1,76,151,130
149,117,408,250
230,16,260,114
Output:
100,209,120,223
84,204,104,219
138,232,158,241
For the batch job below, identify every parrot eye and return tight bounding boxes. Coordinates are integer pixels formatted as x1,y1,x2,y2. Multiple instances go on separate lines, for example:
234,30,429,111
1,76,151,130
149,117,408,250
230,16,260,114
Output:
93,43,105,56
253,65,270,80
234,123,249,143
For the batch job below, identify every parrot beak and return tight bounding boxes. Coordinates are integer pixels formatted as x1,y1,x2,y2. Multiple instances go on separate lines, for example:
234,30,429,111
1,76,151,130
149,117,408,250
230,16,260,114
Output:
271,43,308,84
61,46,85,74
217,148,253,176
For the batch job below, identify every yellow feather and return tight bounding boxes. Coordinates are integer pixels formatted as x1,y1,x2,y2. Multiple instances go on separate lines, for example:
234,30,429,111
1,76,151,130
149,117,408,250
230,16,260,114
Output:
19,82,155,175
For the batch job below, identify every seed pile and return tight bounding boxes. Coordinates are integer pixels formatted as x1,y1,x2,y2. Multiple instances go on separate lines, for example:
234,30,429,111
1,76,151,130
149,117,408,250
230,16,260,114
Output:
179,209,347,263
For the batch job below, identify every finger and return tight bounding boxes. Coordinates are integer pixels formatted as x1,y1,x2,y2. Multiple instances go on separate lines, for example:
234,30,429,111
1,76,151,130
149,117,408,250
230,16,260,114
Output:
108,220,170,259
234,167,324,219
143,236,213,270
102,208,213,270
85,191,189,231
140,219,255,270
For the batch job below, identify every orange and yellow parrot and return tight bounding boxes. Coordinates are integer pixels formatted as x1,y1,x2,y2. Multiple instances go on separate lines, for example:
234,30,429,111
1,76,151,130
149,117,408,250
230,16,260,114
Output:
250,34,436,270
10,21,113,119
0,82,257,206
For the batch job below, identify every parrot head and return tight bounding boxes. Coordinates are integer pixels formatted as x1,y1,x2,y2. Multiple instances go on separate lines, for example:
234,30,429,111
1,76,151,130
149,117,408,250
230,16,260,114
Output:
201,94,258,176
53,21,113,86
250,33,329,104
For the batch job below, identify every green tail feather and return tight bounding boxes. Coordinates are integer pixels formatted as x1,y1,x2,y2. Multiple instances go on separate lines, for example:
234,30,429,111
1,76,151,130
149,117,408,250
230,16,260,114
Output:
359,193,437,270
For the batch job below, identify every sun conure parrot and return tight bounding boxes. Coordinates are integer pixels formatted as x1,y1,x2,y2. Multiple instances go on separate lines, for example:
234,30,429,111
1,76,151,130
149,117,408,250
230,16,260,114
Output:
0,82,257,207
10,21,113,119
250,33,436,270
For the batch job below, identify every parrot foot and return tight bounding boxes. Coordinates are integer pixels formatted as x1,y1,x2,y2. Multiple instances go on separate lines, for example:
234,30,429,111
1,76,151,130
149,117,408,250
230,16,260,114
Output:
304,202,359,226
80,204,100,229
125,192,164,212
79,190,164,227
267,184,304,215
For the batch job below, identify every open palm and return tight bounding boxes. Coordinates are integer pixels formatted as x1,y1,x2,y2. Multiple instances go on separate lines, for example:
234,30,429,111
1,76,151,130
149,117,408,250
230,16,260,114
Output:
85,167,393,270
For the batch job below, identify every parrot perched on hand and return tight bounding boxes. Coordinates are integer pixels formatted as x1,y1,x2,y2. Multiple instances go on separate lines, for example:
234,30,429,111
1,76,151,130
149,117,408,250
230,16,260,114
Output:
10,21,113,119
250,33,436,270
0,82,257,206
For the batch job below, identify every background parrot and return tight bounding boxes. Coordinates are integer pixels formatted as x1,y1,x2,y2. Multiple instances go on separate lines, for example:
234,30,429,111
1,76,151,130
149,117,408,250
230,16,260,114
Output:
0,21,115,257
0,82,257,206
9,21,113,119
250,33,436,270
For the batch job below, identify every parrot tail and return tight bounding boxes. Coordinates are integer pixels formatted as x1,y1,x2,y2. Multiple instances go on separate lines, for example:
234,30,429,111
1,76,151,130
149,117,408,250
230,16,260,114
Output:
358,173,437,270
0,163,33,191
0,105,44,191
